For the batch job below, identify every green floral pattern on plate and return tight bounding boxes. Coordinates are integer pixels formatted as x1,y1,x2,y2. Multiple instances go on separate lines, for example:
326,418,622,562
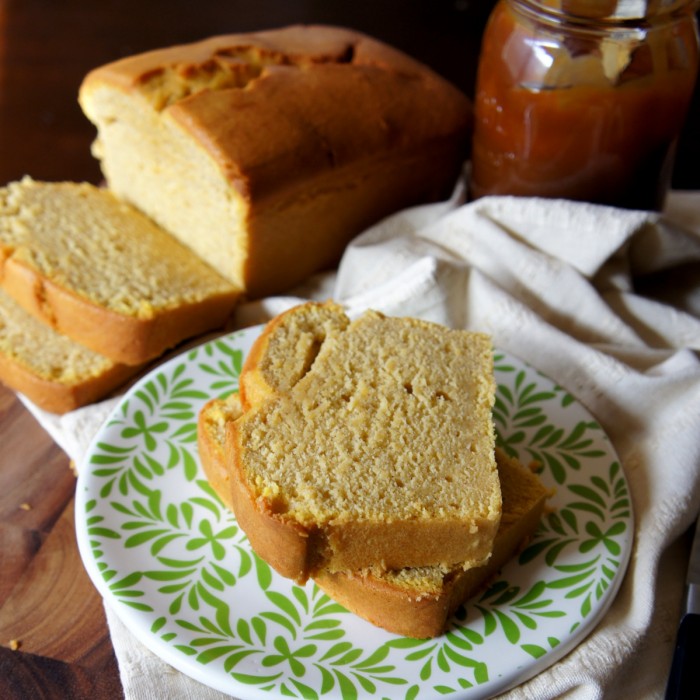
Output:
76,327,633,700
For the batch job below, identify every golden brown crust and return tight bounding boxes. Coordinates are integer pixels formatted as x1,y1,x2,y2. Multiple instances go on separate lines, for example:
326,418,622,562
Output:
237,142,465,298
79,25,472,297
1,256,238,365
163,48,471,203
80,26,381,97
0,344,138,414
312,569,449,639
239,300,345,410
226,420,317,583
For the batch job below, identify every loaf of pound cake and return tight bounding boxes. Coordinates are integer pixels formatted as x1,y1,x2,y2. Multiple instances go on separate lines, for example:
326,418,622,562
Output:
219,302,501,582
79,25,473,298
198,392,548,638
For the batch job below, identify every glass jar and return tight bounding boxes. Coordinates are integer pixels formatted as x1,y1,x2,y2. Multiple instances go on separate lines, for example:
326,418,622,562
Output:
470,0,699,210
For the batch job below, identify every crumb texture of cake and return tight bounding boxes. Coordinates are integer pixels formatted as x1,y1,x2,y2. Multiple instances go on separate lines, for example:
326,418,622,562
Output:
0,177,240,364
313,448,549,638
79,25,472,297
0,289,138,413
228,303,501,582
240,301,349,410
197,391,548,638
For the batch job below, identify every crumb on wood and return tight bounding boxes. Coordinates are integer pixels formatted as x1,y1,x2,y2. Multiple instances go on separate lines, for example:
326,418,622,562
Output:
9,639,21,651
19,503,31,511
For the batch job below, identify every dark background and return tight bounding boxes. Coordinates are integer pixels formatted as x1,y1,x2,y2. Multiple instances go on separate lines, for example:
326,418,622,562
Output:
0,0,697,189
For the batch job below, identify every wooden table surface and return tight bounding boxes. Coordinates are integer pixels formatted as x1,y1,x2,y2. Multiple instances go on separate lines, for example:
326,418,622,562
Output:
0,1,698,698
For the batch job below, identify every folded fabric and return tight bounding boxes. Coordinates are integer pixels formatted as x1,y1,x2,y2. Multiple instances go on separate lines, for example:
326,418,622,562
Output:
333,191,700,698
23,188,700,699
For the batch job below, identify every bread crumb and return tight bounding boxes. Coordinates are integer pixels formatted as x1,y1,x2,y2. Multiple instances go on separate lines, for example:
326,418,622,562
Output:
528,460,543,474
9,639,21,651
69,460,78,476
19,503,31,511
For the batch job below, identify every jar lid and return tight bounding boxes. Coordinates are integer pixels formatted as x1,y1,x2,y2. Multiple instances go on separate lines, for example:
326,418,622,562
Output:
534,0,697,20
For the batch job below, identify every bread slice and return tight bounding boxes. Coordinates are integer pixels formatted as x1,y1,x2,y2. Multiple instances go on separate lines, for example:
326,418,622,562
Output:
0,288,139,413
0,177,241,365
314,449,548,637
226,303,500,582
78,25,472,298
239,301,349,411
198,393,548,638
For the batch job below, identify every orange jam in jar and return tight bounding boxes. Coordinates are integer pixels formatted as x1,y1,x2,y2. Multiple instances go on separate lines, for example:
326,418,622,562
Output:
470,0,699,210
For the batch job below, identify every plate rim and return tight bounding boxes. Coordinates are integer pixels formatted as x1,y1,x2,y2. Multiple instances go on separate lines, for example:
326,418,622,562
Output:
75,324,634,700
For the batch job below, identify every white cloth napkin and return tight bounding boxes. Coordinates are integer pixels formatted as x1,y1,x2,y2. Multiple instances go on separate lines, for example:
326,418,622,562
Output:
25,187,700,699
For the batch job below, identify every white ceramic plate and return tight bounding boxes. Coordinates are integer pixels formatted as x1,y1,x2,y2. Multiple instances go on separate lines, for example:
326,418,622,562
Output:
75,325,633,700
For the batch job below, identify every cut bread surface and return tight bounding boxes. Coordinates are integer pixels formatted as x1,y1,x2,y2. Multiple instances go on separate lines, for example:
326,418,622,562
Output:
239,301,349,410
227,303,501,581
0,288,139,413
198,392,548,638
0,177,240,365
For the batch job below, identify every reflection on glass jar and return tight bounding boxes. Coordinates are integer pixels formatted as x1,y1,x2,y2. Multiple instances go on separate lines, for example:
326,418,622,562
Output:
470,0,699,210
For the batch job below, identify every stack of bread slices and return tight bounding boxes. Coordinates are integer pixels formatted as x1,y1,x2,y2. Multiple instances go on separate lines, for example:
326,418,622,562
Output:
0,178,240,413
197,302,549,638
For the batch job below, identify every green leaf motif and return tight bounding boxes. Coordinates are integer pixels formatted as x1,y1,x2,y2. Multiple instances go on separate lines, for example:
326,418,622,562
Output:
97,364,213,488
474,576,565,651
493,368,557,438
121,411,168,450
520,421,606,485
166,582,409,697
86,481,252,624
385,625,490,691
522,635,560,659
197,342,244,396
78,332,633,699
254,552,273,591
186,518,238,560
263,636,317,677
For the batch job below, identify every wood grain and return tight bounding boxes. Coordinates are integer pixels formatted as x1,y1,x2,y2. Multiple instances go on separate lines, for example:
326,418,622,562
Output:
0,645,121,700
0,385,122,698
